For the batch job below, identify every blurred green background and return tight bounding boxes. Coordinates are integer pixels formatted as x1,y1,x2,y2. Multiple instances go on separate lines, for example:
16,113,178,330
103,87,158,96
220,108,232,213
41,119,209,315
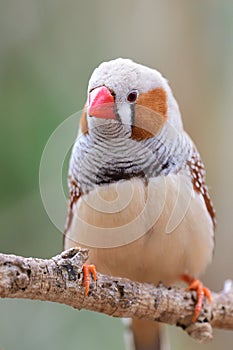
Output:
0,0,233,349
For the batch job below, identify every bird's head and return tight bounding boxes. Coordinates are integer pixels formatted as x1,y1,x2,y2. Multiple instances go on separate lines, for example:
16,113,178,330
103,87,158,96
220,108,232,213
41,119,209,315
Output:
81,58,183,140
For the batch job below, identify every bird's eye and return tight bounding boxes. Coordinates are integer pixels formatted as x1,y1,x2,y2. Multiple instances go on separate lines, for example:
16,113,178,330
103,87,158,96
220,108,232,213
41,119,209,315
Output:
127,90,139,103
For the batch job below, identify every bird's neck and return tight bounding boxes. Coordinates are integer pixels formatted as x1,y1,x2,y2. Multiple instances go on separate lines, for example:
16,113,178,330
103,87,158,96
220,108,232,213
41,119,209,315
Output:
70,123,192,194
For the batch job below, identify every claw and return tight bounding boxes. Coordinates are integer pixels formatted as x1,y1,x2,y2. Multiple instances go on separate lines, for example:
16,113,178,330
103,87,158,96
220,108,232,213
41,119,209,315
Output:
182,274,211,322
83,263,97,296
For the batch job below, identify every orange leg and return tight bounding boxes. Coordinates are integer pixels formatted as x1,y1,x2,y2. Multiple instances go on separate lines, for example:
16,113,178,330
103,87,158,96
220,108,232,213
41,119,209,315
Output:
182,274,211,322
82,263,97,296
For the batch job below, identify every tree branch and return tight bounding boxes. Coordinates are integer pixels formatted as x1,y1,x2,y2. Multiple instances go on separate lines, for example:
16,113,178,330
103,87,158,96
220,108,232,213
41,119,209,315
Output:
0,248,232,343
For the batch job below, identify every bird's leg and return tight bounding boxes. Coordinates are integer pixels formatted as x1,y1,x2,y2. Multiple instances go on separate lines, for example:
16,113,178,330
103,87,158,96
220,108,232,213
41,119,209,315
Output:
182,274,211,322
83,263,97,296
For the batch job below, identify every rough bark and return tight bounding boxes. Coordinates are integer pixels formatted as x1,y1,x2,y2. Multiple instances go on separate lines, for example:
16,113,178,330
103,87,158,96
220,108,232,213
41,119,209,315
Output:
0,248,232,343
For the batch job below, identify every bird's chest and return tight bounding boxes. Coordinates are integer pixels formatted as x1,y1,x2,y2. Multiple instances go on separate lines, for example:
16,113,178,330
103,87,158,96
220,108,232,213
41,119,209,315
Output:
65,172,214,282
66,177,156,279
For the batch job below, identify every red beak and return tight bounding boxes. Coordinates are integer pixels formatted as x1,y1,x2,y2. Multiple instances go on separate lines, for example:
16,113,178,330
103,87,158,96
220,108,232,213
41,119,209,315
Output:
88,86,116,119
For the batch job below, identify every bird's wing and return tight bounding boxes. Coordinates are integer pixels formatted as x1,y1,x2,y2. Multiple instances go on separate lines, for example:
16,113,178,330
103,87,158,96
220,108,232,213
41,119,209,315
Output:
63,175,81,249
187,147,216,229
63,105,89,248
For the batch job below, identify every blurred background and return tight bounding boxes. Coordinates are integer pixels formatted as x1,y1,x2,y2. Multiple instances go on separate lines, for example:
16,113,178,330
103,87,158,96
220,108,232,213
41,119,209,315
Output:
0,0,233,349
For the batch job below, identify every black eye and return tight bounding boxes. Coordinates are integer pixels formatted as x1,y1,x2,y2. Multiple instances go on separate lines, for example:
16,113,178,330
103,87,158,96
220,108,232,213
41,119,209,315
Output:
127,90,139,103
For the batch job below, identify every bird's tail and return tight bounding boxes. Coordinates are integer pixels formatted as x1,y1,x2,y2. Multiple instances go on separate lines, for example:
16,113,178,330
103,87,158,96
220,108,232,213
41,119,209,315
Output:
123,319,169,350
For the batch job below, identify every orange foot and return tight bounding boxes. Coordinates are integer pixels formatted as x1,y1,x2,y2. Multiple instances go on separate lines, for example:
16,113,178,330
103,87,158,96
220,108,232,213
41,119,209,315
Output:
182,274,211,322
82,263,97,297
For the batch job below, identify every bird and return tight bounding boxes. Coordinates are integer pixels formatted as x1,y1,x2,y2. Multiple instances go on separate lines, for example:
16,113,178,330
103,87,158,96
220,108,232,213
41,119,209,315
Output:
63,58,216,350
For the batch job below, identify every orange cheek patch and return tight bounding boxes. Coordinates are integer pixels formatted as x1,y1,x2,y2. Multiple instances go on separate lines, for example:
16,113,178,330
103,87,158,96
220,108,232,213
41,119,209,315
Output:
132,88,167,141
79,104,89,135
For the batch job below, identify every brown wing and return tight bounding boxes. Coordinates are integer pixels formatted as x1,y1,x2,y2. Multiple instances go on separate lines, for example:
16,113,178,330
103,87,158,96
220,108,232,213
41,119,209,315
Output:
187,148,217,228
63,105,88,248
63,176,81,249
